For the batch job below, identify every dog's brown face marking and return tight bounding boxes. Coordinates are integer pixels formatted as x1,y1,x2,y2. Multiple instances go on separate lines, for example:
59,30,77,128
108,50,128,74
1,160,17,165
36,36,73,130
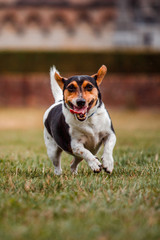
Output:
64,81,79,106
81,80,98,109
64,80,98,110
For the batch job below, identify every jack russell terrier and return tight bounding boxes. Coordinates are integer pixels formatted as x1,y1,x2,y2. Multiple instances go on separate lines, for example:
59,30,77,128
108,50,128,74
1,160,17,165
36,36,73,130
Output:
43,65,116,175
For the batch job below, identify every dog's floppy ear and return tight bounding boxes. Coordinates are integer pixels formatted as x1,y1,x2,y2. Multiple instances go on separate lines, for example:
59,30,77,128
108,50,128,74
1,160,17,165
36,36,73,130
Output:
91,65,107,86
54,72,67,89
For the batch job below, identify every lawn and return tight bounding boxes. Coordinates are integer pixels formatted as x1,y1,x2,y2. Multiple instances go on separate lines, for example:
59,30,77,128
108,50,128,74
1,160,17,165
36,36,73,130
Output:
0,108,159,240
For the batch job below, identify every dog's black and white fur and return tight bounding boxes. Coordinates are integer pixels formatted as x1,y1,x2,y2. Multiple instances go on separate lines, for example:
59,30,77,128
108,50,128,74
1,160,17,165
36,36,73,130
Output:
43,65,116,175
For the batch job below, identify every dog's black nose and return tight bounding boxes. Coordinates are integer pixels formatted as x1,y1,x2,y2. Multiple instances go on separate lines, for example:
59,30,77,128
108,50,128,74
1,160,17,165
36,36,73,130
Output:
76,99,86,107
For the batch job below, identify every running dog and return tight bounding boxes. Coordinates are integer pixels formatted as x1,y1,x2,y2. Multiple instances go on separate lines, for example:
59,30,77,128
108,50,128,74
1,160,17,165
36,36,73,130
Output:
43,65,116,175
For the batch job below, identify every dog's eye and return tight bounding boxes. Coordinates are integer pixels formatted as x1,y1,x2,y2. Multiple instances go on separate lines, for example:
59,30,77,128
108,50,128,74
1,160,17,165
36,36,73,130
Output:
67,84,76,92
85,84,93,91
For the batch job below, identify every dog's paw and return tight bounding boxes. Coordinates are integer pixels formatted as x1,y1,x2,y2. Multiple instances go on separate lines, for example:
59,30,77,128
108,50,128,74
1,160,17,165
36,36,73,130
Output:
88,157,102,173
102,156,114,174
54,168,62,176
70,167,78,175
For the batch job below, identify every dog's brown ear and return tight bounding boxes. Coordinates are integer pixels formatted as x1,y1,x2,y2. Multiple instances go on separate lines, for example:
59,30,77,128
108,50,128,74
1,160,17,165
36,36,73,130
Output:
91,65,107,86
54,72,67,89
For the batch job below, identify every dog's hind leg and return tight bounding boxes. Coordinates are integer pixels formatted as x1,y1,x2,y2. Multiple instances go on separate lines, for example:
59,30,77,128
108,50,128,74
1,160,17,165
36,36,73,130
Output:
102,132,116,174
49,146,62,175
44,128,62,175
70,157,83,174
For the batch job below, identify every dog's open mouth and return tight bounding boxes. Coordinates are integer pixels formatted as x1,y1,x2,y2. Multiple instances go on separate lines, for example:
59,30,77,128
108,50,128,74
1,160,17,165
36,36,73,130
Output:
68,100,94,121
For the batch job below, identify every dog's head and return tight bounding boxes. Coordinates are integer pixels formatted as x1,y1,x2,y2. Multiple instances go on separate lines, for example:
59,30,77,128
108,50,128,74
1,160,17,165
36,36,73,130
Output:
55,65,107,121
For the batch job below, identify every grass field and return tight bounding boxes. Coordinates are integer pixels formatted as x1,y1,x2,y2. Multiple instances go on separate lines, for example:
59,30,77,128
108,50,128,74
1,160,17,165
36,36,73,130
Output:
0,108,160,240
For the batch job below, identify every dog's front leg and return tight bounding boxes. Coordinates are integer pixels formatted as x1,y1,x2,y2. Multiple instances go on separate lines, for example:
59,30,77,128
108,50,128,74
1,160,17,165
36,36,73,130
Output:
102,132,116,174
70,157,83,174
71,140,102,173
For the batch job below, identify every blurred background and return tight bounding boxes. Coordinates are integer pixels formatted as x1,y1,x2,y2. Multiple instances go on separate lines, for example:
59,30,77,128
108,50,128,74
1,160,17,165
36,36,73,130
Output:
0,0,160,128
0,2,160,239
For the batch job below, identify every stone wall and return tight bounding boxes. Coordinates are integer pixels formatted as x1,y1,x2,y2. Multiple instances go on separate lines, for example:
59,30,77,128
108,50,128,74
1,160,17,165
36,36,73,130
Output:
0,0,160,50
0,73,159,108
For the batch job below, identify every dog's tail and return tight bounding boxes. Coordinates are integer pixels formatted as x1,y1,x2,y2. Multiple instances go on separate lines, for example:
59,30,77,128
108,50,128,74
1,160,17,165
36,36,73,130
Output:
50,66,63,102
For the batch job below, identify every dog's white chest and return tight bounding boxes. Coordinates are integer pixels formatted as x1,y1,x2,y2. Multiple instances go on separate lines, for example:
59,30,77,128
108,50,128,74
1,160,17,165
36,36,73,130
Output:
70,114,109,154
64,103,112,155
72,126,100,153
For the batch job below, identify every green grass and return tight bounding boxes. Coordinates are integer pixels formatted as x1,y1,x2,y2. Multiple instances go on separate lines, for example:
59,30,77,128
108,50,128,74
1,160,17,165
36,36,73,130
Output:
0,110,160,240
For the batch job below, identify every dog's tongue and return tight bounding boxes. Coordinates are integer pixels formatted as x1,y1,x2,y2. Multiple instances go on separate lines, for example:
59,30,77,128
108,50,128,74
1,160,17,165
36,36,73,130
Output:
70,106,88,115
